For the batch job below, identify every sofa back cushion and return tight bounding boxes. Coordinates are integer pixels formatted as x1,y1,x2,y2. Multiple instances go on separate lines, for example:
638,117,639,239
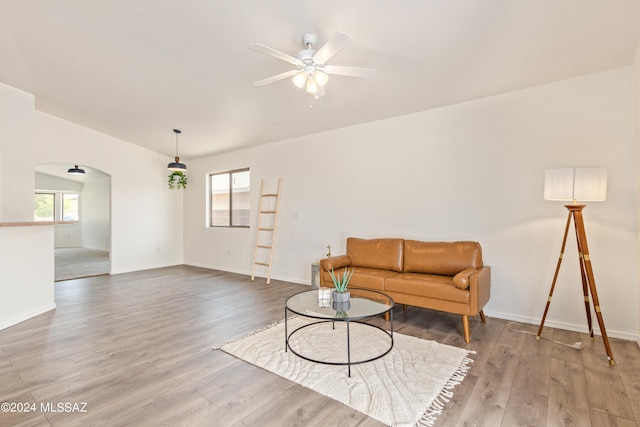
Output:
404,240,482,276
346,238,404,272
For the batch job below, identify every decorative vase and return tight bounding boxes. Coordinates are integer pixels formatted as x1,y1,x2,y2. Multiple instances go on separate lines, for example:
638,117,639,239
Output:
332,290,350,303
332,300,351,312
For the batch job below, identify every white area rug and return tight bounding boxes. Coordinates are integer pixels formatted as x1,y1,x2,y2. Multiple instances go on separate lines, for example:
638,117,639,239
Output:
218,317,474,427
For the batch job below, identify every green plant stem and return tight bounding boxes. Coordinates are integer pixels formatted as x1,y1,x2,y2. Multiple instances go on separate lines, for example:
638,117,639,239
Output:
329,267,353,293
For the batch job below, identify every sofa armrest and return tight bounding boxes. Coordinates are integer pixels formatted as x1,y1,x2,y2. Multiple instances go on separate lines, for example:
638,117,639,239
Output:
452,267,477,289
320,255,351,272
468,266,491,314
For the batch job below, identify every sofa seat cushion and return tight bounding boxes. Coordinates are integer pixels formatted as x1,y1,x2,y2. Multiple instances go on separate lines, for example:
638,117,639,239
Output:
385,273,469,304
321,267,398,292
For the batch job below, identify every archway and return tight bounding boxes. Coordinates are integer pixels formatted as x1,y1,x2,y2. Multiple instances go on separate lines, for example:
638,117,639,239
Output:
34,163,111,281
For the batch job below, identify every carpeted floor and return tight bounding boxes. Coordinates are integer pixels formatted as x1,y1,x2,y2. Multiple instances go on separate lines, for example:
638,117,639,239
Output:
55,247,110,281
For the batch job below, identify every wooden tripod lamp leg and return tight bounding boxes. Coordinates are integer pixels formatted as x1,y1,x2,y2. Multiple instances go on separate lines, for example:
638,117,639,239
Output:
572,207,615,366
537,209,573,339
573,211,594,339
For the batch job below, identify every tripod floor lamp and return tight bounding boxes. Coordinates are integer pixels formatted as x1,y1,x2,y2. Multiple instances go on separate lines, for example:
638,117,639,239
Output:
537,167,614,366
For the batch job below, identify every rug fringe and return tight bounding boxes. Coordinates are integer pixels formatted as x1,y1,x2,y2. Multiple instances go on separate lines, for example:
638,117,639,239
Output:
414,351,475,427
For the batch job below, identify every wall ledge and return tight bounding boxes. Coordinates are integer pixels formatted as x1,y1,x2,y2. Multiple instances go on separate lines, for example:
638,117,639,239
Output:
0,221,77,227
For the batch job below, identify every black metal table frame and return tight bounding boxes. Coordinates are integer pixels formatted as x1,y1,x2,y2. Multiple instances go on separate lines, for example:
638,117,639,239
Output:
284,289,394,377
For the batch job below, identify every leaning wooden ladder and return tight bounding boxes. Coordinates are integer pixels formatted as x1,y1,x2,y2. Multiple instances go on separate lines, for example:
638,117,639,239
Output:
251,178,282,284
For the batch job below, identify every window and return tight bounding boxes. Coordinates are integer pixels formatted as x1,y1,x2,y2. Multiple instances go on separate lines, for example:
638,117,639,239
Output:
34,192,79,222
62,193,79,221
209,169,250,227
34,193,55,221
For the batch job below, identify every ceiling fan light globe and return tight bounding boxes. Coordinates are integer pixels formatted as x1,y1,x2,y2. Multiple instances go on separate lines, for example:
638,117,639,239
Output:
306,76,318,93
292,71,307,88
313,70,329,86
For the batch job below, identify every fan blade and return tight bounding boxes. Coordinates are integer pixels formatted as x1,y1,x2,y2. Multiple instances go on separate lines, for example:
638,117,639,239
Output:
254,69,299,87
312,32,352,66
249,43,303,66
323,65,376,78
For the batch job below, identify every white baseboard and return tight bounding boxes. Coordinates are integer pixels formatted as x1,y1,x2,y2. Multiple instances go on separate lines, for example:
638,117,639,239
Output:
110,261,183,275
0,303,57,331
184,262,310,287
483,309,638,342
185,262,247,276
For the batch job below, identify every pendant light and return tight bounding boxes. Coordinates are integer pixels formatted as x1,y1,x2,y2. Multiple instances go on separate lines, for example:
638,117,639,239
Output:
67,165,85,175
167,129,187,171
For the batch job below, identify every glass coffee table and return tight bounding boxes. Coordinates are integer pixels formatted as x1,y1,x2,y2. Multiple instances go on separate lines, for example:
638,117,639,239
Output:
284,288,395,377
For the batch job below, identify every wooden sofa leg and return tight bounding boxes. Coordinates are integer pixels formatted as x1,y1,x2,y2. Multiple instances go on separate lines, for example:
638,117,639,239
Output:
403,304,407,311
384,312,390,321
479,310,487,323
462,315,470,343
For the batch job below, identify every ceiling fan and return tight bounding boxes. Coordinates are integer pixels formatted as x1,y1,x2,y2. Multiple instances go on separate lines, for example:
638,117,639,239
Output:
249,32,376,98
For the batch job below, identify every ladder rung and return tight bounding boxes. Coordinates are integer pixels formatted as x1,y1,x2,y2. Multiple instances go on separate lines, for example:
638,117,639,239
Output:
259,228,274,231
257,245,272,249
262,193,278,197
254,262,270,266
261,211,276,214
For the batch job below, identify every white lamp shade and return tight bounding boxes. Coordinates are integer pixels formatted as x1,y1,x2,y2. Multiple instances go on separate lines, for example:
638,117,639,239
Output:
292,71,307,88
313,70,329,86
305,76,318,93
544,168,607,202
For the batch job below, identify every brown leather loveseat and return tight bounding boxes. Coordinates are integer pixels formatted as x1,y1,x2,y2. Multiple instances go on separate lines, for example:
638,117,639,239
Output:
319,237,490,343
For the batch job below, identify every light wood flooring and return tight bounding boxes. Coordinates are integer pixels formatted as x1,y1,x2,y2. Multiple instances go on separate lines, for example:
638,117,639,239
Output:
1,265,639,426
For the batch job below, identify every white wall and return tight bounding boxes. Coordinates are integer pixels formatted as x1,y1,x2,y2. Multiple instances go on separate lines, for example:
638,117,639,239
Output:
0,225,56,330
0,83,34,221
32,112,183,274
53,222,81,248
0,83,55,330
34,172,84,192
184,66,638,340
81,177,110,251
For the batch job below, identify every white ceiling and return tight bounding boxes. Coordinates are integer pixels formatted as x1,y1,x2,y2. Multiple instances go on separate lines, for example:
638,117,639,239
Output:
2,1,640,161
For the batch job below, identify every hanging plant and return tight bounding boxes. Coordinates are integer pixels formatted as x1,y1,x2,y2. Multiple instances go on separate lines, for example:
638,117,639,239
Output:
168,171,187,189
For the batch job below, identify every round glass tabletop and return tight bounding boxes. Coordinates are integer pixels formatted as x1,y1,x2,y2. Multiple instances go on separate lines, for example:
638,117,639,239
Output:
285,288,394,321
